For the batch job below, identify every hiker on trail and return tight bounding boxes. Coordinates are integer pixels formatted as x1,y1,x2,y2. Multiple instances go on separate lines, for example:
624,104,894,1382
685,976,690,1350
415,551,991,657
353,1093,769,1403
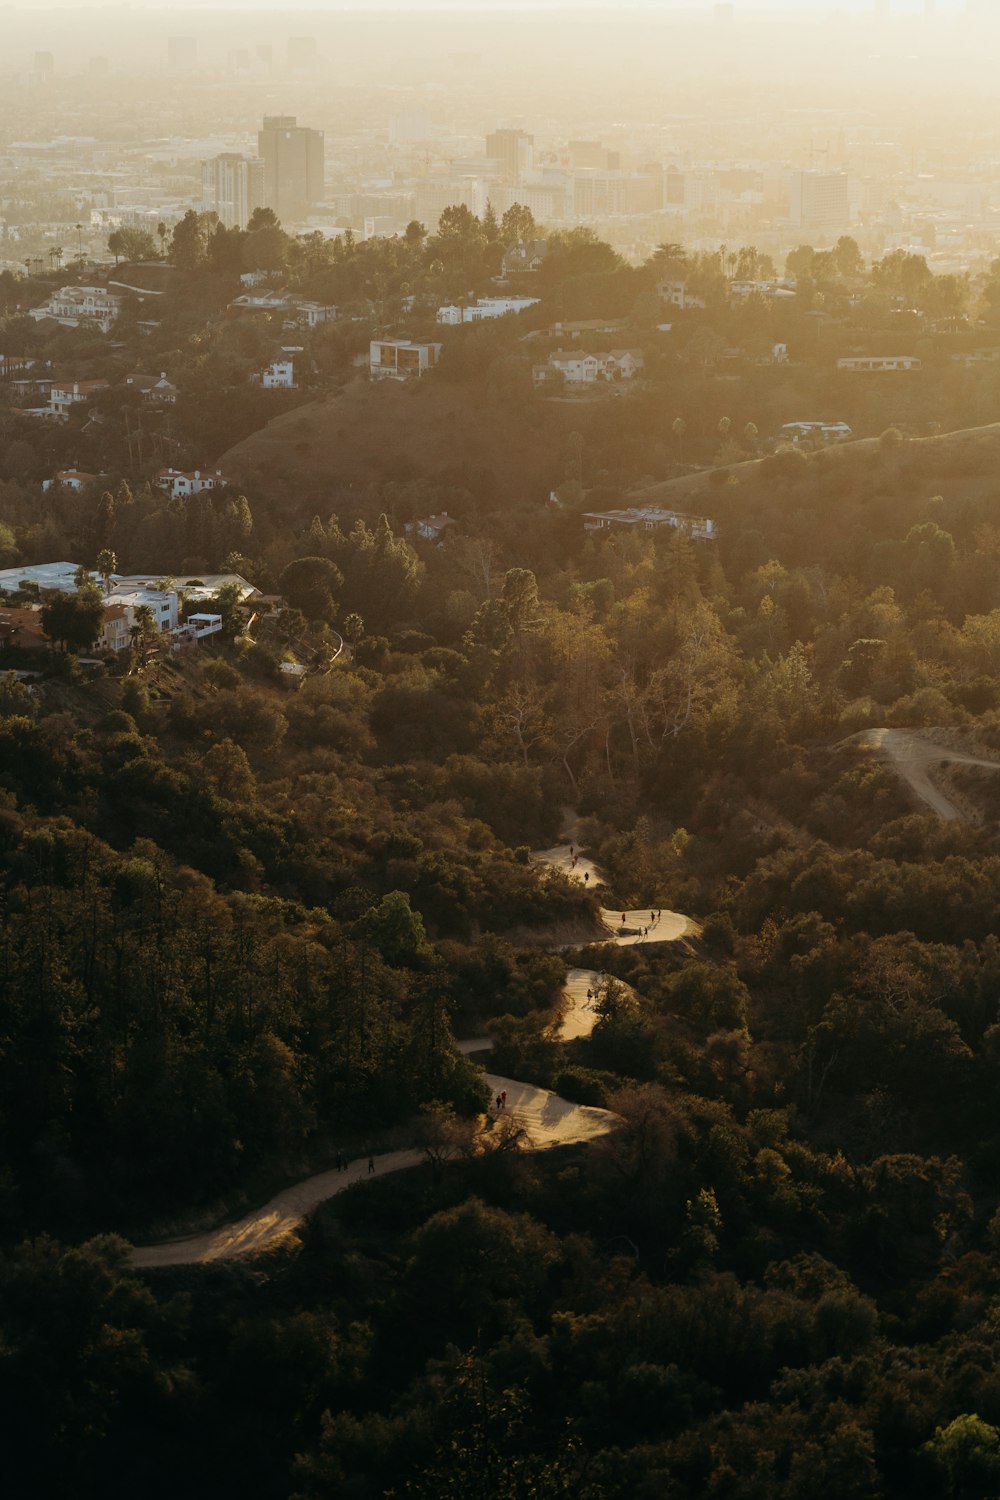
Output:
570,845,574,857
651,912,655,925
501,1090,507,1105
622,913,627,926
584,871,589,883
497,1094,503,1111
367,1156,375,1174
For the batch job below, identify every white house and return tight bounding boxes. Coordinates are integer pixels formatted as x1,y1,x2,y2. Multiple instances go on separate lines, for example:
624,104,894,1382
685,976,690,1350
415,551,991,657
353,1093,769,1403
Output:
28,285,125,334
257,359,296,389
657,279,706,310
48,380,109,421
155,467,233,499
126,371,178,404
370,339,442,379
543,350,603,384
295,301,336,327
605,349,645,379
836,355,921,372
41,469,100,493
436,296,539,324
538,349,644,386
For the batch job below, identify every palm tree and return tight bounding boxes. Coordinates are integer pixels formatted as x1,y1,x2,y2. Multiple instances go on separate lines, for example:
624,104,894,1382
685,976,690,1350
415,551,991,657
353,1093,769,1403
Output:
130,604,156,666
672,416,687,461
95,548,116,593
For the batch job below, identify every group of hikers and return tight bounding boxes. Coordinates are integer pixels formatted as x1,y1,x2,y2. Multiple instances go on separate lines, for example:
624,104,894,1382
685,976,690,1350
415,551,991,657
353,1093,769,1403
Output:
619,909,664,940
334,1150,377,1174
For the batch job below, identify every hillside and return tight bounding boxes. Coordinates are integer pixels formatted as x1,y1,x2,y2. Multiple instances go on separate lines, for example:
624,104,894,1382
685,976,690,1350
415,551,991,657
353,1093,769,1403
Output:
219,375,565,496
626,419,1000,510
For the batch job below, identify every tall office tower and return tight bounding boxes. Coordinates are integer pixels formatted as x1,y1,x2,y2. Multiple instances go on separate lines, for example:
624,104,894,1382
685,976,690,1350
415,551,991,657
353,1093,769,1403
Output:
485,128,534,184
287,36,317,70
258,115,325,223
255,45,273,70
168,36,197,72
789,170,850,229
34,52,54,80
203,154,265,230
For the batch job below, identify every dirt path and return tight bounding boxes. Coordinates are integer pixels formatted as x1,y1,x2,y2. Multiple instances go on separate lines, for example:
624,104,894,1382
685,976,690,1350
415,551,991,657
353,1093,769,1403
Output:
132,836,693,1268
852,728,1000,822
532,842,698,946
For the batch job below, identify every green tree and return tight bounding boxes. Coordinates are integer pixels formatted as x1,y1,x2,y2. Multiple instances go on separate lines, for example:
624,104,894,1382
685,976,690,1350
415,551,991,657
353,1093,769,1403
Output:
107,227,157,265
41,587,106,653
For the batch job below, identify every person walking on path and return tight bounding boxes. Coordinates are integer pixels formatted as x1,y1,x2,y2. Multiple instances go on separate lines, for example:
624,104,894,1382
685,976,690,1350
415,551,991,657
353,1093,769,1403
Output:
367,1156,375,1174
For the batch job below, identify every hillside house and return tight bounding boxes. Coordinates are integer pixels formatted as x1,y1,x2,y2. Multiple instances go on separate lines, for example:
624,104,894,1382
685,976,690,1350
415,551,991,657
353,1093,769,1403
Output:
41,469,101,493
436,296,539,324
48,380,109,421
155,467,233,499
657,279,706,310
256,359,296,389
582,506,715,541
501,239,548,276
126,371,178,404
28,285,125,334
836,355,921,372
369,339,442,380
0,606,49,652
536,349,644,386
779,421,853,446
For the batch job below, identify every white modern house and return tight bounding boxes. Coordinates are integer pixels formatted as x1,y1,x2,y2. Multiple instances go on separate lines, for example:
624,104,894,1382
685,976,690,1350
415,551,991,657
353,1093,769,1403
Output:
436,296,539,324
369,339,442,379
256,359,296,389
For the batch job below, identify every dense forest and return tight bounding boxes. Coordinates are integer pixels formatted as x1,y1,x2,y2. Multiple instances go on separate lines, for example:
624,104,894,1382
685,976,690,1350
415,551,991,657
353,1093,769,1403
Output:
5,214,1000,1497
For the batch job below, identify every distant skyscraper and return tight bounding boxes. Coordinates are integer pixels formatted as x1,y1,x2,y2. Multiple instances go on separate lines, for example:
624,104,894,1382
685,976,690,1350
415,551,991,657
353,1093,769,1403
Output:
258,115,325,223
168,37,197,72
203,154,265,230
287,36,317,70
790,170,850,229
485,128,534,184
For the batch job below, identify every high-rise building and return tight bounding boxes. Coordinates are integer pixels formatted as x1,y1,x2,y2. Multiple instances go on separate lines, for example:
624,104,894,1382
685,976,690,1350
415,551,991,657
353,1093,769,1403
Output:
258,116,325,223
287,36,317,70
485,129,534,184
203,154,265,230
168,36,197,72
789,170,850,229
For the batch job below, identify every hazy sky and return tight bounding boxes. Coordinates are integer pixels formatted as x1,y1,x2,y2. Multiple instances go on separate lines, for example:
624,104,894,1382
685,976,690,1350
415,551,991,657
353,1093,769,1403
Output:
0,0,980,11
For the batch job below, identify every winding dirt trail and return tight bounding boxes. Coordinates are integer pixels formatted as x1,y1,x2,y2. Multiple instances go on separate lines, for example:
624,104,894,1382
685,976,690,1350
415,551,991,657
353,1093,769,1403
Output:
131,838,692,1268
852,728,1000,822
